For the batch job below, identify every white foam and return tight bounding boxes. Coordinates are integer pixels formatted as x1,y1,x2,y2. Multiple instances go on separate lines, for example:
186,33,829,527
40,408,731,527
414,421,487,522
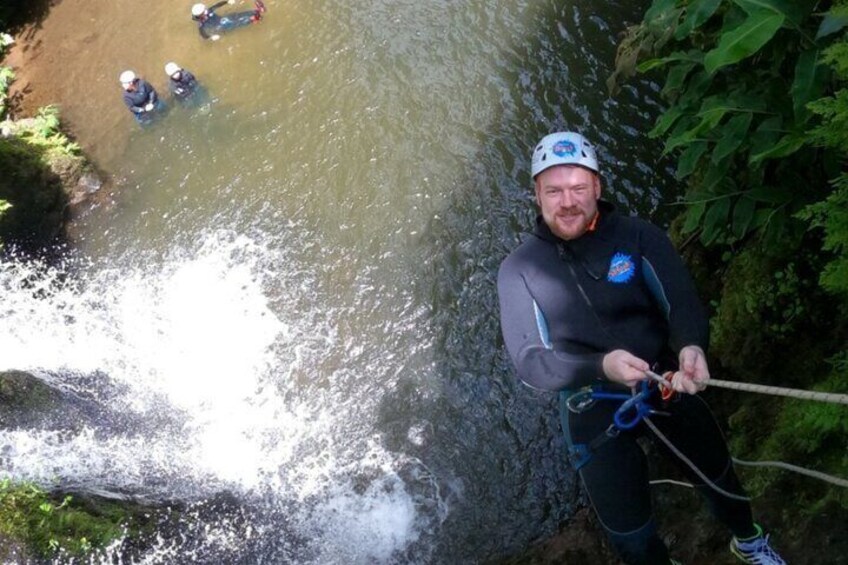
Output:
0,230,446,561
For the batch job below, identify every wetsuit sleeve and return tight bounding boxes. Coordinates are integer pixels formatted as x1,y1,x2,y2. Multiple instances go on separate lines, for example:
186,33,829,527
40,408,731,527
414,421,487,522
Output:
640,225,710,355
144,82,158,105
208,1,229,11
498,257,605,392
122,92,143,113
199,23,211,39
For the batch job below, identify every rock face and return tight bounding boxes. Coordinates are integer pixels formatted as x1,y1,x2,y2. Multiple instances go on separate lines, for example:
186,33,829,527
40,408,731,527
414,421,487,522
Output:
0,118,104,251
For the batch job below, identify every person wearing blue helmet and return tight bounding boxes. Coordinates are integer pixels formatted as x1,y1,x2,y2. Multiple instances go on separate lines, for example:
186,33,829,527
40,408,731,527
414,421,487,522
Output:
497,132,786,564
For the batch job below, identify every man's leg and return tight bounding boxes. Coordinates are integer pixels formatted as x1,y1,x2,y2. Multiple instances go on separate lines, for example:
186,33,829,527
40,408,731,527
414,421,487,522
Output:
561,394,672,565
649,394,755,538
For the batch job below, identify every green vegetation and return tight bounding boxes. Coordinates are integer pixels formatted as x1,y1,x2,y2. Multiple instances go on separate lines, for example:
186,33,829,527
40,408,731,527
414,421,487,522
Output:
1,31,13,235
611,0,848,546
0,478,127,558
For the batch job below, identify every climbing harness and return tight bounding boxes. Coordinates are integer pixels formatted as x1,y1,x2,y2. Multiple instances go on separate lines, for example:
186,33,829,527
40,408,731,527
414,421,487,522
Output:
567,370,848,496
565,380,669,469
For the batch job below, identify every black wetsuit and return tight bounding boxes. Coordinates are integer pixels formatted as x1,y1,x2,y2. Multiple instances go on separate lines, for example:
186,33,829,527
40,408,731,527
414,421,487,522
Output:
196,0,264,39
497,201,755,564
169,70,199,101
122,79,160,124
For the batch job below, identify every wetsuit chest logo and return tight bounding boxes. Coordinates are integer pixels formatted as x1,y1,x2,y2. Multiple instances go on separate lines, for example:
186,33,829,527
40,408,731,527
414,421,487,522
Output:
607,252,636,283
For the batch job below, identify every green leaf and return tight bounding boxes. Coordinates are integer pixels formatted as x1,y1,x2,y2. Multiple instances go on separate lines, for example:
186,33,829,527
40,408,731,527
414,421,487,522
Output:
701,197,732,245
762,206,787,247
704,12,785,74
748,115,783,157
748,185,792,204
646,0,681,22
791,49,828,124
649,106,686,138
637,50,704,73
662,61,698,98
733,0,807,26
712,112,754,163
678,71,714,107
677,141,708,178
749,133,806,163
676,0,722,39
682,200,707,234
816,14,848,40
732,195,756,238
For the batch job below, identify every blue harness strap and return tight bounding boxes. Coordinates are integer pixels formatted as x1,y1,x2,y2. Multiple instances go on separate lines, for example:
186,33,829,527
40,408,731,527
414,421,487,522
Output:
567,382,658,470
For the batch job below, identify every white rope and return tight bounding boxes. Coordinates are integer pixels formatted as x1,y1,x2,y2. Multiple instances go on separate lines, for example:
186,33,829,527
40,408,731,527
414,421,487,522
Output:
645,371,848,406
732,458,848,488
644,416,751,501
641,371,848,490
705,378,848,405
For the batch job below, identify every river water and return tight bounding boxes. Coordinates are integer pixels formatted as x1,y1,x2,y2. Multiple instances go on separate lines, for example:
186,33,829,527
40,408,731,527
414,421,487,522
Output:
1,0,674,562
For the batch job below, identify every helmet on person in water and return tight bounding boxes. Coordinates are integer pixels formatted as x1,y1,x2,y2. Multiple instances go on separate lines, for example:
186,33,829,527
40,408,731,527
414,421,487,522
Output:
164,62,181,77
191,3,207,17
119,70,137,85
531,132,599,179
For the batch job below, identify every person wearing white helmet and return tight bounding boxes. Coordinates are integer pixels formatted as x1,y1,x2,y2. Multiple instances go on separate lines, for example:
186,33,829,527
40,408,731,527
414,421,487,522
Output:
120,69,162,125
164,62,200,103
192,0,267,41
497,132,786,564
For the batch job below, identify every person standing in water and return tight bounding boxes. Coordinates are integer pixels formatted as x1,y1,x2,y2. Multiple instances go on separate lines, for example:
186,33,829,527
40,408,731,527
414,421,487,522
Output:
191,0,267,41
119,70,162,125
497,131,787,564
164,62,201,104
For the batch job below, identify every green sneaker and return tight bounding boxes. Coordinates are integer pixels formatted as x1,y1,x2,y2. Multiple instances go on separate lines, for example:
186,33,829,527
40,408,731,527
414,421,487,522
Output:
730,524,786,564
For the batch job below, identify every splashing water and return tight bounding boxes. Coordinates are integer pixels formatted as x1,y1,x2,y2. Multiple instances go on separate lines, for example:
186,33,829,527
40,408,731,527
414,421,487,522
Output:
0,230,447,562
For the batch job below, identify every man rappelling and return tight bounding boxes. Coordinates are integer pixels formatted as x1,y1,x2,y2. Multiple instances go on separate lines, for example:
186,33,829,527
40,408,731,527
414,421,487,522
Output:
497,131,786,565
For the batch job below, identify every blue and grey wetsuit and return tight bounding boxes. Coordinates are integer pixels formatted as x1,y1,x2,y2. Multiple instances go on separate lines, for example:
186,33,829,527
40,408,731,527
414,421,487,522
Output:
122,79,162,124
196,0,264,39
497,200,755,564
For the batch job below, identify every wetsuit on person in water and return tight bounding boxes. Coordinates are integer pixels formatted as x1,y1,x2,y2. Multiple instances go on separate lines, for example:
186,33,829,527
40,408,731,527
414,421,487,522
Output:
169,70,201,103
193,0,266,40
122,76,163,125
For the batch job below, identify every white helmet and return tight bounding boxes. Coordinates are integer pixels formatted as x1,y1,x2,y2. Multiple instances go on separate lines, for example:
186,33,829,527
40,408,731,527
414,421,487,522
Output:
191,3,207,17
119,70,137,85
165,62,181,77
531,132,599,178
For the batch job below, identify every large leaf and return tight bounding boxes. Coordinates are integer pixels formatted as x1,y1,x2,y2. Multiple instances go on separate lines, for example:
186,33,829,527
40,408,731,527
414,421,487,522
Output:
682,200,707,234
649,106,687,139
733,0,807,26
662,61,698,98
637,50,704,73
749,133,806,163
662,117,700,155
678,71,714,106
675,0,723,39
701,196,732,245
704,12,785,74
791,49,828,124
747,115,783,158
677,141,708,179
712,112,754,164
748,185,792,204
646,0,681,22
732,196,756,238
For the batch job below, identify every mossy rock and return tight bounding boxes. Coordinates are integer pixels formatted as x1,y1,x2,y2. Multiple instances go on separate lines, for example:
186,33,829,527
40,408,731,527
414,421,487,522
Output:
0,134,68,248
0,370,64,428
